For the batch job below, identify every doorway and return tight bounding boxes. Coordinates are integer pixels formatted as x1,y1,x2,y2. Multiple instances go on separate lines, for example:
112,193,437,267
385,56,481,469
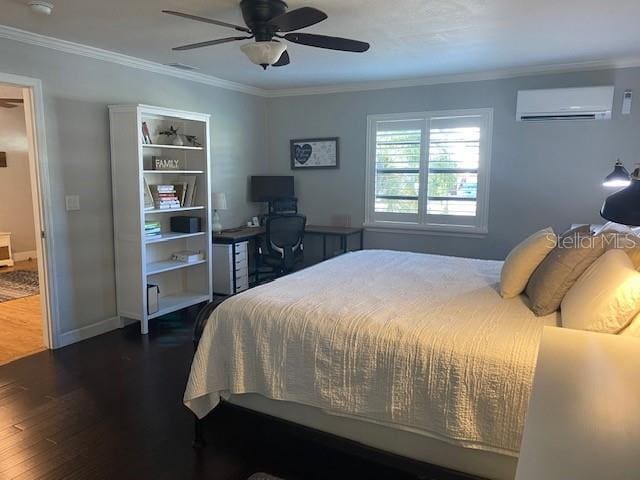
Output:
0,74,55,364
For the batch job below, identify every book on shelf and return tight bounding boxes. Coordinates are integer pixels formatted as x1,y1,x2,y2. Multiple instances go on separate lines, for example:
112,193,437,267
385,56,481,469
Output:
174,182,188,207
141,122,152,144
145,179,198,209
149,184,180,209
144,220,161,238
171,250,205,263
183,176,197,207
143,179,154,210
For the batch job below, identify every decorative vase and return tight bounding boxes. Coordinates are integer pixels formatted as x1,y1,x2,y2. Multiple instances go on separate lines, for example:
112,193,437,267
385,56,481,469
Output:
172,135,185,146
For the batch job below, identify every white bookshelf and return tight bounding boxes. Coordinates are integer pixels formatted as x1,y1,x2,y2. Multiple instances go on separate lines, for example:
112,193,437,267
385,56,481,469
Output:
109,104,212,334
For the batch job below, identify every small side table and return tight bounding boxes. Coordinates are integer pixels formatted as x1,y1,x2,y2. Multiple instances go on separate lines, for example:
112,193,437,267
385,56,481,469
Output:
0,232,14,267
516,327,640,480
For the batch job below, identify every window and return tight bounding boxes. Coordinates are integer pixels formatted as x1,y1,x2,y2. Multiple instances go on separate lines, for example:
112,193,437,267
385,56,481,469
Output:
365,109,492,235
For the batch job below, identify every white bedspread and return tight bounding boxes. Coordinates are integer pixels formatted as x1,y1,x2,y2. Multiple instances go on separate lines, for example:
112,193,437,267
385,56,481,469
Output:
184,250,557,456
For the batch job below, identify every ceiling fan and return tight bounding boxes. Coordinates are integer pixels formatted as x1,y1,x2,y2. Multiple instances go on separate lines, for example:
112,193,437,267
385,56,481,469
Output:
163,0,370,69
0,98,23,109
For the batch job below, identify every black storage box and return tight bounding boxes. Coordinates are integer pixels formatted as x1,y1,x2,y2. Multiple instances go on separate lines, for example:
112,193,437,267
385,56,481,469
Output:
170,216,201,233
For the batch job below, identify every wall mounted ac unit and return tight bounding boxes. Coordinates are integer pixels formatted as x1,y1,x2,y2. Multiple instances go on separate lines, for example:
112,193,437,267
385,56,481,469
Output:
516,86,614,121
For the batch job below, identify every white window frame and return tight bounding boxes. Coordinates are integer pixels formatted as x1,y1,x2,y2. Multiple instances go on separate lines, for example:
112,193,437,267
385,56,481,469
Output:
364,108,493,236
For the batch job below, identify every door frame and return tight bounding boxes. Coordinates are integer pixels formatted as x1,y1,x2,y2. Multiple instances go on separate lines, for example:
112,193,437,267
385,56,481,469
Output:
0,72,58,349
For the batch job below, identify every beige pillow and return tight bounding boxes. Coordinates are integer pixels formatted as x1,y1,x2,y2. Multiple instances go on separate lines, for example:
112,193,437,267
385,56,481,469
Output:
561,249,640,333
500,227,556,298
601,231,640,269
619,311,640,337
525,233,605,316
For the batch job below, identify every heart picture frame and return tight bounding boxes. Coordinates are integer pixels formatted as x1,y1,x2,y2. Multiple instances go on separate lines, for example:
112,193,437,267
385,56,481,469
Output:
290,137,339,170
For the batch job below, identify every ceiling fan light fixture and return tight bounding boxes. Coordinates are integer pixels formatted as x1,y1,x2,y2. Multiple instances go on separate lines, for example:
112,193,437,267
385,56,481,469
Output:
240,41,287,69
28,1,54,15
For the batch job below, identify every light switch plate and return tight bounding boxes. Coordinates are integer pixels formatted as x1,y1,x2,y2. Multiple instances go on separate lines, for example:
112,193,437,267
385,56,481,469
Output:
622,90,633,115
65,195,80,211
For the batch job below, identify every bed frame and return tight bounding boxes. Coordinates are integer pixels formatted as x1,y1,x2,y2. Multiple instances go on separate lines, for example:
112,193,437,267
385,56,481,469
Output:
190,300,486,480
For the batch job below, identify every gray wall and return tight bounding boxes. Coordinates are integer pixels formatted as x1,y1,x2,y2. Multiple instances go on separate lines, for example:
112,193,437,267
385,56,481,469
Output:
0,37,267,337
3,32,640,341
266,67,640,260
0,87,37,253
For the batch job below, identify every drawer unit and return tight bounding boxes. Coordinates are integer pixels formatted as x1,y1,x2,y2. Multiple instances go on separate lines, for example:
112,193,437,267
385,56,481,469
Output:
213,241,249,295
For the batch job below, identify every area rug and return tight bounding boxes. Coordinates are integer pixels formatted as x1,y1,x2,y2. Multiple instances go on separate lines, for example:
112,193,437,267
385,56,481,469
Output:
0,270,39,302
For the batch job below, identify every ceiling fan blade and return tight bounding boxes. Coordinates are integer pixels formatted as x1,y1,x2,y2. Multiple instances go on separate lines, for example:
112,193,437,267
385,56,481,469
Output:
162,10,251,33
284,33,370,52
173,36,252,51
268,7,327,32
272,50,290,67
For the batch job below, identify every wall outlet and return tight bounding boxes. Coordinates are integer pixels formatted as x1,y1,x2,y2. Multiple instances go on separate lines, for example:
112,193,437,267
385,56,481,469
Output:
65,195,80,211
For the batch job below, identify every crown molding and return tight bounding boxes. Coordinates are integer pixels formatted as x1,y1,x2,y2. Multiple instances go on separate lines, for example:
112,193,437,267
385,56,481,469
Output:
263,57,640,98
2,24,639,99
0,24,267,97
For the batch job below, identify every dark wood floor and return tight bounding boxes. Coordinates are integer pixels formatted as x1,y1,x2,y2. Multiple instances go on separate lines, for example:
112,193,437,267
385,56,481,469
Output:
0,310,432,480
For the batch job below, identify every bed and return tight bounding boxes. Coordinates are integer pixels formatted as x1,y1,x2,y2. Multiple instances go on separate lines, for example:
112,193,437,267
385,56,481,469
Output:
184,250,560,480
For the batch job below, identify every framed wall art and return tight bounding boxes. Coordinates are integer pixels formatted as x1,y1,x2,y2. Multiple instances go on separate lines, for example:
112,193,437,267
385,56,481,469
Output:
290,137,339,170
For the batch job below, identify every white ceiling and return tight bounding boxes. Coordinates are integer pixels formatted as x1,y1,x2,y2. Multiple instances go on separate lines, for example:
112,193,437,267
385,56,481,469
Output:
1,0,640,91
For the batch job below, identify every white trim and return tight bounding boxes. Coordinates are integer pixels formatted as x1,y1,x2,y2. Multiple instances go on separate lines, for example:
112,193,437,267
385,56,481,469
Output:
265,57,640,97
365,108,492,236
0,24,264,97
57,316,122,348
1,24,640,98
363,224,487,238
0,72,59,350
13,250,37,262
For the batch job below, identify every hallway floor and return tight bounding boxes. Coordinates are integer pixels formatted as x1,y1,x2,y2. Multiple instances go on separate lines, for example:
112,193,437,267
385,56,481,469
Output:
0,259,44,365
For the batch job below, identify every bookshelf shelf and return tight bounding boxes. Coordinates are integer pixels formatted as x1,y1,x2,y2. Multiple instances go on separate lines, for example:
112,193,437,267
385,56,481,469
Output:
144,206,206,214
148,292,211,320
143,170,205,174
141,144,203,151
110,104,212,334
146,259,207,276
144,232,206,244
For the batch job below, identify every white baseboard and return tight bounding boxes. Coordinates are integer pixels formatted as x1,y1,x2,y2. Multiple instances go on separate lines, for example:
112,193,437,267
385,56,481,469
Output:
13,250,37,262
56,316,122,348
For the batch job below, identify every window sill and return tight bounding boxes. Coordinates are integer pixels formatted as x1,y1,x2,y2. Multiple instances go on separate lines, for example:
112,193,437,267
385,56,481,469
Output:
363,222,488,238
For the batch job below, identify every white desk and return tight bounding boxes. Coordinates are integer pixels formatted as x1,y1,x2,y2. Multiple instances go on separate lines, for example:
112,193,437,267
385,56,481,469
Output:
516,327,640,480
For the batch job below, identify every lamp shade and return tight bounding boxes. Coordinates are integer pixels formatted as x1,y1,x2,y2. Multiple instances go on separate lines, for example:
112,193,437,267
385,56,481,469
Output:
603,159,631,188
601,168,640,225
240,41,287,68
212,192,227,210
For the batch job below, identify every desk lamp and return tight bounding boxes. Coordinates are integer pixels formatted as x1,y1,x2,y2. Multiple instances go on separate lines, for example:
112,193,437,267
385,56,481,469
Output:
602,159,631,188
601,165,640,225
212,192,227,234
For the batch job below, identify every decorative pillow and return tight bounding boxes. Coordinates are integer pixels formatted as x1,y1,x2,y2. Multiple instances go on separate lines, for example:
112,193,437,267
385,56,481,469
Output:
525,232,605,316
561,249,640,333
600,231,640,269
500,227,556,298
619,311,640,337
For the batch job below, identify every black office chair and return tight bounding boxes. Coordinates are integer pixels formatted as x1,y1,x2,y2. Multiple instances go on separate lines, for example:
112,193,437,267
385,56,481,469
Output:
255,214,306,283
